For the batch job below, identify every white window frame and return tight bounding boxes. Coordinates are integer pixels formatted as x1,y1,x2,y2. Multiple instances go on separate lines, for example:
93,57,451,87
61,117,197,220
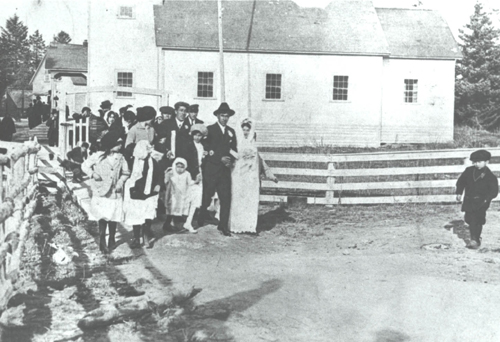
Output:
195,71,216,99
404,78,419,104
331,75,350,102
263,73,284,101
116,70,135,98
117,6,135,19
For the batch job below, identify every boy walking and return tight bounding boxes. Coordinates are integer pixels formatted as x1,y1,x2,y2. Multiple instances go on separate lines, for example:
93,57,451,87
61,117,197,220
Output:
456,149,499,249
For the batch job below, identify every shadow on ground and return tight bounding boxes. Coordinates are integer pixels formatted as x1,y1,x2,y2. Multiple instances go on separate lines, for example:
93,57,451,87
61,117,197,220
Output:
257,206,295,233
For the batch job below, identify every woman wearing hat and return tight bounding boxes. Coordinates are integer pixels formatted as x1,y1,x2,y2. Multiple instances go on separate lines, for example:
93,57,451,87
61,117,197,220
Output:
125,106,157,150
456,149,499,249
82,131,131,254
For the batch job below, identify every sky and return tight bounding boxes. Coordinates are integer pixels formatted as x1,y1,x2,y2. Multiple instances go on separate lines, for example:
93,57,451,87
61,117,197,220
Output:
0,0,498,45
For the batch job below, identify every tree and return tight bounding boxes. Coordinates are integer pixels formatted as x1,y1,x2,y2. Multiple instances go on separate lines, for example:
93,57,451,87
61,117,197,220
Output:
0,14,31,93
52,30,71,44
28,30,46,71
455,2,500,130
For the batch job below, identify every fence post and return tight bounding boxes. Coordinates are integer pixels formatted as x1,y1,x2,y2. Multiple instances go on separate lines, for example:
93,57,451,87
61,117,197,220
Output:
326,161,335,208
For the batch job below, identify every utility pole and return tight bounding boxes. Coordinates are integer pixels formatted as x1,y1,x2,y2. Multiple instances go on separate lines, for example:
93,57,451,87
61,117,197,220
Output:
218,0,226,102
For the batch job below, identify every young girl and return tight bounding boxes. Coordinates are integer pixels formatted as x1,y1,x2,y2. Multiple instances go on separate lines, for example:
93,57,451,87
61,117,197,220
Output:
163,158,192,231
183,124,208,232
123,140,163,248
82,131,130,253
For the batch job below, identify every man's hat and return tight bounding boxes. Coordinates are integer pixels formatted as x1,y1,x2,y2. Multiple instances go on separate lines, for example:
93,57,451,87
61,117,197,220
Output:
159,106,175,115
470,149,491,162
190,123,208,136
81,106,91,113
137,106,156,122
100,131,123,150
174,102,190,110
100,100,113,109
213,102,235,116
188,104,199,113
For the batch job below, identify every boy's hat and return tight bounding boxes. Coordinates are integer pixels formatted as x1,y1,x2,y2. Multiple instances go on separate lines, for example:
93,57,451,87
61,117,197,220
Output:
470,149,491,162
190,123,208,136
159,106,175,115
188,104,199,113
174,102,190,110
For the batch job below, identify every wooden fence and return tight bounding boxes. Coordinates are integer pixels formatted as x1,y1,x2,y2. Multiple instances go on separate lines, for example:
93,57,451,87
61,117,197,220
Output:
259,148,500,206
0,139,40,309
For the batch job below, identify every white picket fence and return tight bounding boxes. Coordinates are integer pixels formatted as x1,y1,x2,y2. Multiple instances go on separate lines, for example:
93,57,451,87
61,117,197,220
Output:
259,148,500,206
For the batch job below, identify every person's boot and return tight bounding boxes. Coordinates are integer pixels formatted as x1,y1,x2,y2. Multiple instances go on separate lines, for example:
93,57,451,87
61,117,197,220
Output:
184,205,198,233
143,224,152,249
130,226,142,248
108,222,117,251
162,216,174,232
98,220,109,254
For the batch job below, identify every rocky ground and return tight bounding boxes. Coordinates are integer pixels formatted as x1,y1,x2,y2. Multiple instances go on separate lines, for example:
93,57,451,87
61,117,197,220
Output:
2,190,500,341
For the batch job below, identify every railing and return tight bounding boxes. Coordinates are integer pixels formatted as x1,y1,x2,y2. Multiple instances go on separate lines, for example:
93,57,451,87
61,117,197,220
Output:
0,139,41,309
259,148,500,206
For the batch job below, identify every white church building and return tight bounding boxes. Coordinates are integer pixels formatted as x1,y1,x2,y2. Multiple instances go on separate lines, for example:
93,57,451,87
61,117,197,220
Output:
85,0,461,147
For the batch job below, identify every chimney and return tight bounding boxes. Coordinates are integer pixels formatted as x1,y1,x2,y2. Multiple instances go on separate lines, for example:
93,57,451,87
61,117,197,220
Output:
83,40,88,47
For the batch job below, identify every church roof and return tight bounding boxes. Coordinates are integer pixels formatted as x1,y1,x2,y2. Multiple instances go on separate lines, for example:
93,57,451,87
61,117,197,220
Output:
154,0,390,56
375,8,462,59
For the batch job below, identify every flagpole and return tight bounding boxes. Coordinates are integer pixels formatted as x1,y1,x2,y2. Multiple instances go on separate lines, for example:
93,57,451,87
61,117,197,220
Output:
218,0,226,102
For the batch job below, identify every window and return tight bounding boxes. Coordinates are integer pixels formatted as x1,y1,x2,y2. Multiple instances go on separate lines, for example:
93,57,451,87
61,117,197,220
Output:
265,74,282,100
117,72,133,97
332,75,349,101
118,6,134,19
197,72,214,98
44,70,50,83
404,79,418,103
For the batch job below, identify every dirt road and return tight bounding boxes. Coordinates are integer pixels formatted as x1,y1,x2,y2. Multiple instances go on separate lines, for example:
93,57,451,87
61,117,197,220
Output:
119,203,500,342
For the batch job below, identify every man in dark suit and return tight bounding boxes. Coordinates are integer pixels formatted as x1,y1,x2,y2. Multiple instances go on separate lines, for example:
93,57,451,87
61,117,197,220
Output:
187,104,204,126
156,101,192,162
198,103,237,236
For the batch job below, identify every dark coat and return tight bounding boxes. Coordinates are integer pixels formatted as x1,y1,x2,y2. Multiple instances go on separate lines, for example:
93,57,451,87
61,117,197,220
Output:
0,116,16,141
130,156,163,200
89,114,108,145
186,117,204,126
46,115,59,145
67,146,88,164
456,166,499,212
202,123,237,177
156,117,192,159
184,140,206,181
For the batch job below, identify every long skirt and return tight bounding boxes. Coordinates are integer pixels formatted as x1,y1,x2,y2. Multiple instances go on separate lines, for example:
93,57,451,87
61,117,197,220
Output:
123,179,158,226
90,196,124,222
229,149,260,233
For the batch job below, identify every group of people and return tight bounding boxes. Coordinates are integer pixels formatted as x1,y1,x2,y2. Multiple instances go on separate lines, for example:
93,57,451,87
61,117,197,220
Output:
27,95,51,129
70,100,277,253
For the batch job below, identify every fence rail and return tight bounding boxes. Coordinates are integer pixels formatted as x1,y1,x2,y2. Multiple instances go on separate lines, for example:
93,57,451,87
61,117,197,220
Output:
0,139,40,309
259,148,500,206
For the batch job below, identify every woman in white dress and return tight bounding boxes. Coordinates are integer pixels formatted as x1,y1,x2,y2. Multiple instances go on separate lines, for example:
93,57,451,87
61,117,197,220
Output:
81,132,130,253
229,119,277,234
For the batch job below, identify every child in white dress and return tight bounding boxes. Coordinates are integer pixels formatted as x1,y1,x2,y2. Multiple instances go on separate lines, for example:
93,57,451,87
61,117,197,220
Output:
163,158,192,231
